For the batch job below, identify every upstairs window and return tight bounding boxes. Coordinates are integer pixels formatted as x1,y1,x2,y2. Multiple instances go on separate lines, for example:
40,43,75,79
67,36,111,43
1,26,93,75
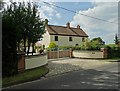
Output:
55,36,58,41
82,37,85,42
69,37,72,41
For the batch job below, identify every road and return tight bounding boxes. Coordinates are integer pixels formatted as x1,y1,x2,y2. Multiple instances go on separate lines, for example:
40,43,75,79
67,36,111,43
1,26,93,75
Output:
3,62,119,90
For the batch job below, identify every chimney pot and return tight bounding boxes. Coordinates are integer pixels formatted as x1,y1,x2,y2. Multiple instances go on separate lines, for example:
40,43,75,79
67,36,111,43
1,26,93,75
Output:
66,22,70,28
77,25,80,29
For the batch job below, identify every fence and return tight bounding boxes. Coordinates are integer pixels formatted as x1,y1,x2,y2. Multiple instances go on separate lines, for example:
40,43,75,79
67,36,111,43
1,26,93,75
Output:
47,48,73,59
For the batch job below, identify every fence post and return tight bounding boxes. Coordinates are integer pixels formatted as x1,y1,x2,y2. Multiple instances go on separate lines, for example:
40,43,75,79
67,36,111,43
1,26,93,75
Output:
70,48,73,58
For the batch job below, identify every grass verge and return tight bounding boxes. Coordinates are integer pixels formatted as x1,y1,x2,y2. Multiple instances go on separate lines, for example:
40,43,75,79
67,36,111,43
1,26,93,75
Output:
2,66,49,87
105,57,120,62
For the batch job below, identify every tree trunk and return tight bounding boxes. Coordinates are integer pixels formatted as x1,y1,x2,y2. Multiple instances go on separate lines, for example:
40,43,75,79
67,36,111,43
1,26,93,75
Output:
23,37,26,53
32,42,35,55
27,40,30,55
17,42,20,52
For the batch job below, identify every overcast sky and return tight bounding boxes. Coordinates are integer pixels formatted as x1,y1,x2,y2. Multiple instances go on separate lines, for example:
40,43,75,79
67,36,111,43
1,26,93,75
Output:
3,0,119,44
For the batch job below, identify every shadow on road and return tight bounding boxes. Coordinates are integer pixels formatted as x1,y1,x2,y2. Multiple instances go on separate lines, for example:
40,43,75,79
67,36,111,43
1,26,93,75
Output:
45,61,119,89
67,69,119,89
3,60,119,90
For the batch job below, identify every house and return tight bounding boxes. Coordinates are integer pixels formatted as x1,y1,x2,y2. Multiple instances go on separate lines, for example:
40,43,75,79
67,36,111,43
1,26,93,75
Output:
41,22,88,48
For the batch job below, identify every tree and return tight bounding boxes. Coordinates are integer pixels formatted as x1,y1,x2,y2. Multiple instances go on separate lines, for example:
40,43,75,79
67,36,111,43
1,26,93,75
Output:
81,38,91,50
91,37,104,44
2,3,18,77
20,3,45,55
114,34,118,44
0,0,4,11
90,37,104,50
2,2,45,76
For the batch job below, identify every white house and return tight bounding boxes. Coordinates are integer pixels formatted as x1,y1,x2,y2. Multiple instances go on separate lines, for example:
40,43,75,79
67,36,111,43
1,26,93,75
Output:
41,22,88,48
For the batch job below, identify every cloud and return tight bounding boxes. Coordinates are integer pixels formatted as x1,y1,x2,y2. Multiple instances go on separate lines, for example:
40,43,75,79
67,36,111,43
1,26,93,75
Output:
56,13,61,19
34,2,62,22
2,0,61,22
71,2,118,44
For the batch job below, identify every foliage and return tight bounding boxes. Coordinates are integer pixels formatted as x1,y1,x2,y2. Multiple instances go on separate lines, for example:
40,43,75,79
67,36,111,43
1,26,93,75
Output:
2,3,18,77
81,39,91,50
57,37,105,51
2,2,45,54
91,37,104,44
106,44,119,48
58,46,72,50
2,2,45,77
106,44,120,58
114,34,119,44
90,37,104,50
48,42,57,49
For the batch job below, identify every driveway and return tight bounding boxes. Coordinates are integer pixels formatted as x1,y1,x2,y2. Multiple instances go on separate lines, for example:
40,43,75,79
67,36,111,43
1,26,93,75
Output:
46,58,116,77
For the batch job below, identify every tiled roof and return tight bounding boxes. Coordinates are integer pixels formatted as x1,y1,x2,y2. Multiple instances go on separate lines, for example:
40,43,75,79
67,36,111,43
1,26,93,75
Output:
46,25,88,37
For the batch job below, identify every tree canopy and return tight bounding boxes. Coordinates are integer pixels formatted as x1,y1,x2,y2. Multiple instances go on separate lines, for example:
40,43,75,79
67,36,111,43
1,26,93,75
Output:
2,2,45,77
114,34,119,44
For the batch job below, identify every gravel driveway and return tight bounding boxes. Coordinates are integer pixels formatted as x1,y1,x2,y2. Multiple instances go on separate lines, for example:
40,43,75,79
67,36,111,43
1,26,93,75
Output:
45,58,113,77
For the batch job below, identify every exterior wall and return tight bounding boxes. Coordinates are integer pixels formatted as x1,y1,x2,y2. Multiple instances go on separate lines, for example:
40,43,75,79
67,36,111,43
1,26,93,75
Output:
73,51,104,58
50,35,87,46
25,55,48,70
41,31,50,48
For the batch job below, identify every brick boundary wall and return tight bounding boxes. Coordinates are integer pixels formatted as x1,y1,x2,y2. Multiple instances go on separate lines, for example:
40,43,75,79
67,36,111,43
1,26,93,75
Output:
47,48,108,59
17,48,108,72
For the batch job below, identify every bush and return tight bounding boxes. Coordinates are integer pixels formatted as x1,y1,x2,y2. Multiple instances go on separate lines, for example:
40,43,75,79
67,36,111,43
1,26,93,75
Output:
58,46,72,50
48,42,57,49
106,44,120,58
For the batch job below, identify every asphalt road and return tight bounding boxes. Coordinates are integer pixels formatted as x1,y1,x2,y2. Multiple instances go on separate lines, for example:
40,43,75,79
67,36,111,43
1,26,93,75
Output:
3,62,119,90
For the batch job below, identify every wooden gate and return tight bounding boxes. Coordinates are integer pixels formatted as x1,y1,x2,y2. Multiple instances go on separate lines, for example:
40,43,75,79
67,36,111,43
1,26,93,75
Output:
47,48,73,59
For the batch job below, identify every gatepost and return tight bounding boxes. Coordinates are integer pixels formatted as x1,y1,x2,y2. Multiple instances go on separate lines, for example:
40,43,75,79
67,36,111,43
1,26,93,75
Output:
70,48,73,58
17,52,25,72
100,48,108,59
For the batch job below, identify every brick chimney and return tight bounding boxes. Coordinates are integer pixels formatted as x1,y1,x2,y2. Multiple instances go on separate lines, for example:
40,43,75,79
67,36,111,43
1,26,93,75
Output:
77,25,80,29
66,22,70,28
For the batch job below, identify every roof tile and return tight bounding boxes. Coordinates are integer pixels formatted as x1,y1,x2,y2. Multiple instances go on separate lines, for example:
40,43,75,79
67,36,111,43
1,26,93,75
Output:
46,25,88,37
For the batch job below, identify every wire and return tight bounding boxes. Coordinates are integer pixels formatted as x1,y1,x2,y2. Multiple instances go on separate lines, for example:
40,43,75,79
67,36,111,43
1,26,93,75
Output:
43,1,118,25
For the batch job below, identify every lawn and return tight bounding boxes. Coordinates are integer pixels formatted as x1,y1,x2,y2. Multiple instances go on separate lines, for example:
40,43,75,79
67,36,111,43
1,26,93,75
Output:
2,66,49,87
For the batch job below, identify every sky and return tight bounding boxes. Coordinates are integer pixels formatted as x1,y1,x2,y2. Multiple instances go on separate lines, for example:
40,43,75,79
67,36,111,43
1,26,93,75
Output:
3,0,119,44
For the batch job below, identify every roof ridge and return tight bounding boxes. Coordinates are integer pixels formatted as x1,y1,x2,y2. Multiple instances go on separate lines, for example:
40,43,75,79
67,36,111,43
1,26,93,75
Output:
48,24,78,29
46,24,88,37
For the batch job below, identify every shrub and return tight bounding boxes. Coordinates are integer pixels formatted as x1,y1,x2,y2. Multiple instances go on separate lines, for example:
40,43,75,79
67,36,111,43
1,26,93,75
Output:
48,42,57,49
58,46,73,50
